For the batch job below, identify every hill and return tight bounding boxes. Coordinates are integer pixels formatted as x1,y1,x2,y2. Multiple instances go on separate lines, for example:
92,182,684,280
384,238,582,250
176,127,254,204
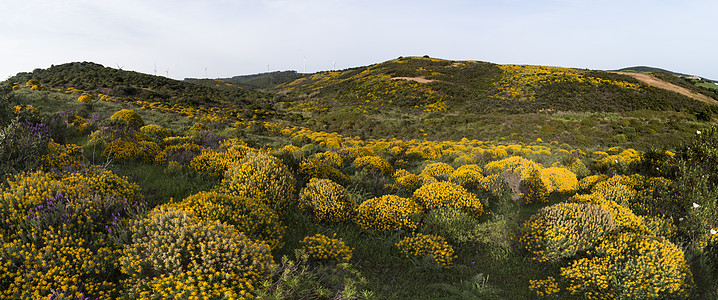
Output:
194,70,307,90
614,66,694,77
1,57,718,299
263,56,717,147
6,61,274,109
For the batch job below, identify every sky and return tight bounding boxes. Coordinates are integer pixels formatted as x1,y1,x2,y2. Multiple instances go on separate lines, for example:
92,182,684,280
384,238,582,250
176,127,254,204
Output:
1,0,717,81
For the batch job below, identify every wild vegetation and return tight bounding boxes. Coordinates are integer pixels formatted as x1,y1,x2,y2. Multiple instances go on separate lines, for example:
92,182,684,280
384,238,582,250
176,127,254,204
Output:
1,57,717,299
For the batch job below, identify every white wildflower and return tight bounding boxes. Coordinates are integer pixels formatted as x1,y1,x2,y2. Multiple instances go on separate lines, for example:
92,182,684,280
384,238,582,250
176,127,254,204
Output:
697,130,701,135
711,229,717,235
693,202,700,208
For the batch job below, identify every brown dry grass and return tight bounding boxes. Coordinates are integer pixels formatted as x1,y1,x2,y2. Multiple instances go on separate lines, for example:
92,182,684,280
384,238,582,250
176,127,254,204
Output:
614,72,718,105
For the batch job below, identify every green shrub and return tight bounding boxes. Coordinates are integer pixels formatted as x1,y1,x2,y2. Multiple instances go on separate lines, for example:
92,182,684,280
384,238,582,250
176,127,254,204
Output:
421,206,480,244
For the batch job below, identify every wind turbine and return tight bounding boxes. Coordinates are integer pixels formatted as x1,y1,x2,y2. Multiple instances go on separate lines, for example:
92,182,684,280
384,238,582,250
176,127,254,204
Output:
153,64,157,76
205,67,208,78
165,67,169,78
116,63,124,70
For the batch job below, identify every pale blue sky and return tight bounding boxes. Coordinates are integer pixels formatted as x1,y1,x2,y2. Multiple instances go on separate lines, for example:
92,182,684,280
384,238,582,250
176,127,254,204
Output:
1,0,716,81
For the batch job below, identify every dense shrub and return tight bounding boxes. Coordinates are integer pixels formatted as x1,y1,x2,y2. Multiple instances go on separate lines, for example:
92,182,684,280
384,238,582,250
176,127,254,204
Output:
420,162,455,180
557,232,693,299
169,191,285,250
412,181,484,218
108,109,144,129
0,169,143,299
519,202,618,262
421,206,481,244
354,195,423,232
300,233,353,263
218,152,297,210
396,233,455,268
120,207,274,299
298,158,350,185
0,119,51,178
352,155,394,175
299,178,355,223
448,164,484,191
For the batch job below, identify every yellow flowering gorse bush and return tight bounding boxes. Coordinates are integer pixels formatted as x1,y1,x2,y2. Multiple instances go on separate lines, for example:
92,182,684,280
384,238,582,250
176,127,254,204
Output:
299,178,354,223
354,195,424,232
299,233,353,263
396,233,455,268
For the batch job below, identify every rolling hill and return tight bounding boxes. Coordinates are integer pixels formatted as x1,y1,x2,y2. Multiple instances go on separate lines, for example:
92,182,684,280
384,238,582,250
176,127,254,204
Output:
4,57,717,149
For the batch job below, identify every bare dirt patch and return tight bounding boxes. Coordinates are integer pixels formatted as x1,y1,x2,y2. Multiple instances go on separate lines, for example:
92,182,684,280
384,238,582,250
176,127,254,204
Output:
390,76,435,83
614,72,718,105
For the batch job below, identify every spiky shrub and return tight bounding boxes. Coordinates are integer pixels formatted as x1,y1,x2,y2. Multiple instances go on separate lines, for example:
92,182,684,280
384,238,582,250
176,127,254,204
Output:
300,234,353,263
352,155,394,175
120,207,274,299
189,142,253,178
108,109,144,129
541,167,579,194
139,124,170,144
449,164,484,191
396,233,455,268
313,151,344,168
169,191,285,250
420,162,455,180
519,202,618,262
218,152,297,210
412,181,484,218
556,231,693,299
395,172,423,195
578,174,608,193
595,148,642,174
520,168,549,204
354,195,424,232
298,158,350,185
40,141,84,172
551,156,590,179
421,206,481,244
299,178,355,223
0,169,144,299
65,115,90,134
484,156,549,204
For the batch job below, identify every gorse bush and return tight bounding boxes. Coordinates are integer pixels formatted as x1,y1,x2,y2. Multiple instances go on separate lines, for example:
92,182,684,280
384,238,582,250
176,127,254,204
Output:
412,181,484,218
218,151,297,210
169,191,286,250
0,168,144,299
108,109,144,129
519,202,618,262
420,162,455,180
352,155,394,175
448,164,484,191
120,207,274,299
354,195,424,232
300,233,353,263
299,178,355,223
298,158,350,185
396,233,456,268
557,231,693,299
